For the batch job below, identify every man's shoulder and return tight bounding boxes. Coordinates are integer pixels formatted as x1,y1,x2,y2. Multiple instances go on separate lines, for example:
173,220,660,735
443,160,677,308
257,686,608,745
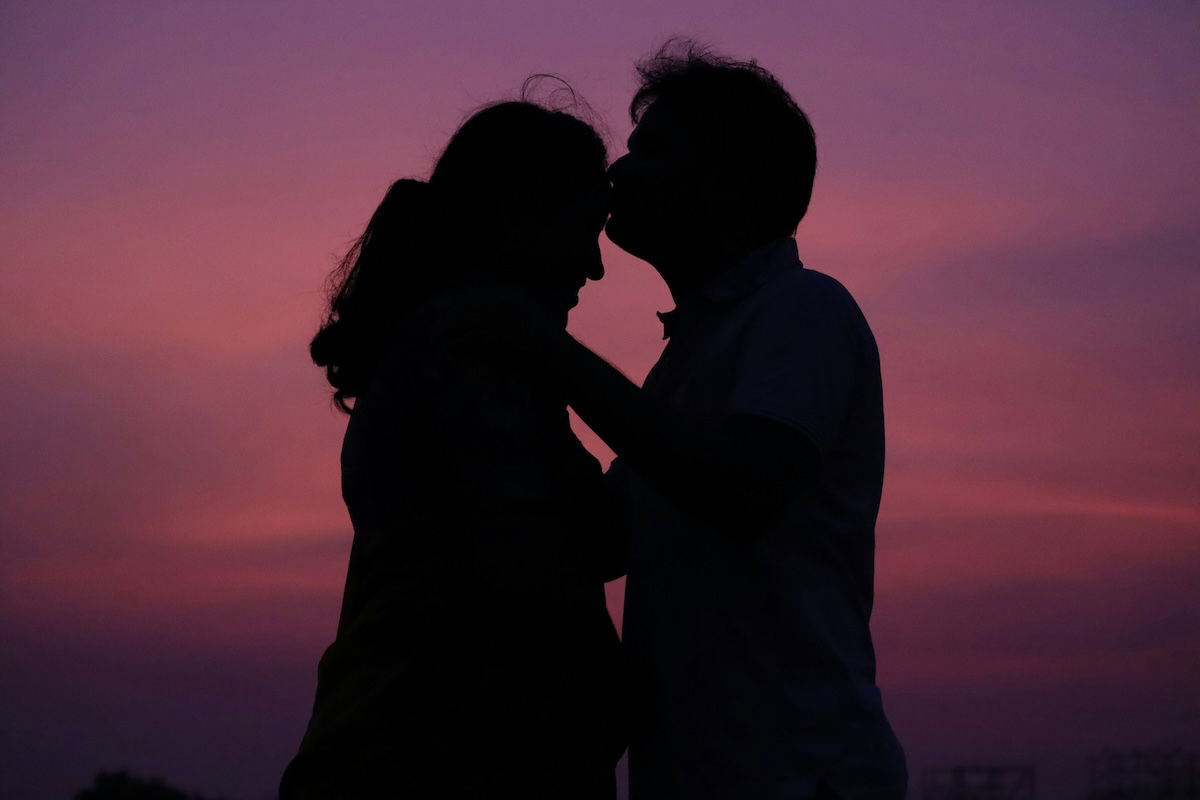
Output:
785,265,857,300
749,265,867,324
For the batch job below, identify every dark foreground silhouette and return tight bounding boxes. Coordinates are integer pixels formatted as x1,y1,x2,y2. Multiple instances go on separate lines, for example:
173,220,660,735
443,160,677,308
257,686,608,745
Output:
281,93,624,799
75,770,227,800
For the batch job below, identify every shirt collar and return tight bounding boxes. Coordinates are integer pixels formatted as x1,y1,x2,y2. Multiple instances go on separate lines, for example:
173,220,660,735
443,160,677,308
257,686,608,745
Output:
657,237,803,339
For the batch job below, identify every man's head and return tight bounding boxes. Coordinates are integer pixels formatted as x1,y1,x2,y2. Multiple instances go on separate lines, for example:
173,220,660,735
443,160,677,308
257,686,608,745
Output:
606,40,817,279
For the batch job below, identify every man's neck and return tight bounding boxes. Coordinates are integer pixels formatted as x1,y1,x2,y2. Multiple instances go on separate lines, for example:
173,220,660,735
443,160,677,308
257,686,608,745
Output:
652,243,751,306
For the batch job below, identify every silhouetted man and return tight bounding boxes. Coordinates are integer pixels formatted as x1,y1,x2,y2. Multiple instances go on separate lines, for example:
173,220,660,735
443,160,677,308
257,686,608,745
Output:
555,42,907,799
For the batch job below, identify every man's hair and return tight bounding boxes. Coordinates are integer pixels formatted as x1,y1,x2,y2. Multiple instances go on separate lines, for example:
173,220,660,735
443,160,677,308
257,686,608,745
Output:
631,39,817,242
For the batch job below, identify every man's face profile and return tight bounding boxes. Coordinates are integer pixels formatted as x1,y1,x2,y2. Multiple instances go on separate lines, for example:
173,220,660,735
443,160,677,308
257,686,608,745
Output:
605,101,710,267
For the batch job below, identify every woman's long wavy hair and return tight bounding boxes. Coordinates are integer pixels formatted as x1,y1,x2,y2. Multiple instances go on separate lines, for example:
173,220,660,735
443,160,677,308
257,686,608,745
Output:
310,87,607,413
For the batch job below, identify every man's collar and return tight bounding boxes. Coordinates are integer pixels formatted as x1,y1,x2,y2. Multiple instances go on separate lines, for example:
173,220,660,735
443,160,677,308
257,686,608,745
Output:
657,237,802,339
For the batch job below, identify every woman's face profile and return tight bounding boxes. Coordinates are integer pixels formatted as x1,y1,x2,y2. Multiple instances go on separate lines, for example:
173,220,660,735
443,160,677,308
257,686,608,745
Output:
510,176,609,316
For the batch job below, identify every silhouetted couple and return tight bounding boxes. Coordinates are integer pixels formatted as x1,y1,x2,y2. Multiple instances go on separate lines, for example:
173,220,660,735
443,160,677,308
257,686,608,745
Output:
281,41,906,800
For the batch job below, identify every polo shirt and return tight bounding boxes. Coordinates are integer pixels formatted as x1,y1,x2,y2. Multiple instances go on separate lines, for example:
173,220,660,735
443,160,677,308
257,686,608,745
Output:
616,237,906,800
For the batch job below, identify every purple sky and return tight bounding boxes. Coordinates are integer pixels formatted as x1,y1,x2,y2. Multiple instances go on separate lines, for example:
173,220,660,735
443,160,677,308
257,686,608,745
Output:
1,2,1198,798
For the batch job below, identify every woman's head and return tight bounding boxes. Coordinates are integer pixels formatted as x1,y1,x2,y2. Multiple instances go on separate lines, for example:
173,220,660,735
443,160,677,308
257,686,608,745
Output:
430,99,609,309
311,91,609,412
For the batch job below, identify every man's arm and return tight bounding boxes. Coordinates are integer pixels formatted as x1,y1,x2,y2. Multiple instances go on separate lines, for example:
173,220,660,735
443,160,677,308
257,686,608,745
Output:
558,334,818,538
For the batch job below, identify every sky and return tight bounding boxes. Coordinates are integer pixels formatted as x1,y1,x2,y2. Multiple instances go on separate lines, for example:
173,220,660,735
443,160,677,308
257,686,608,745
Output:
1,1,1198,798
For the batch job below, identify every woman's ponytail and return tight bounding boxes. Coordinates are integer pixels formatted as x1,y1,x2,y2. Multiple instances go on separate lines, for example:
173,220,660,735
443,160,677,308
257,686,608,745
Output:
310,178,433,413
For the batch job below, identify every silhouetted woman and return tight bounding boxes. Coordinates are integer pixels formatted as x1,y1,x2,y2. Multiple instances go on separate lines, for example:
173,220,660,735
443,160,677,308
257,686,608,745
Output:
279,98,625,799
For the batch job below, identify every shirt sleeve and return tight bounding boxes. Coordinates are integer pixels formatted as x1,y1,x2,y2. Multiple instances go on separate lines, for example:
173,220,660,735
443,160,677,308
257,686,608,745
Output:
726,279,865,454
